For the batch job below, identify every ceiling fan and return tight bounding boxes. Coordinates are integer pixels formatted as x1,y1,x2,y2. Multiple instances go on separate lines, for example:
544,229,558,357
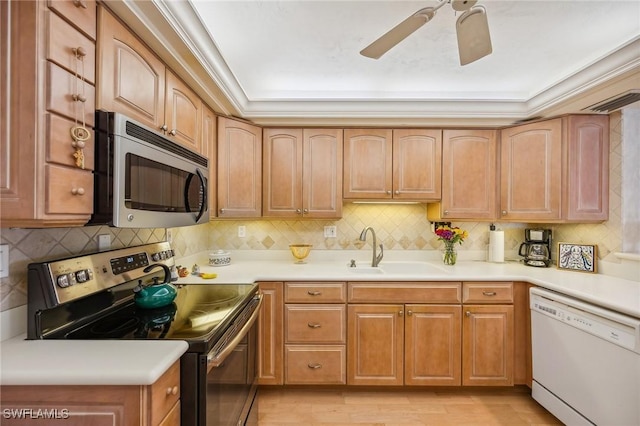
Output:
360,0,492,65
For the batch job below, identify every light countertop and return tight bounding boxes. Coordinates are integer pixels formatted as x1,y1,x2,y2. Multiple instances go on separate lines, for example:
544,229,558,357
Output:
2,250,638,387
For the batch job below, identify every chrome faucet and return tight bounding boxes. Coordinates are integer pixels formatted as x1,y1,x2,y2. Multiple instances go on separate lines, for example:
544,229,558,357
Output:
359,226,384,267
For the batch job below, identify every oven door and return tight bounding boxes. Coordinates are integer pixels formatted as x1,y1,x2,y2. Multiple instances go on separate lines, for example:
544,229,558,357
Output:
206,322,258,426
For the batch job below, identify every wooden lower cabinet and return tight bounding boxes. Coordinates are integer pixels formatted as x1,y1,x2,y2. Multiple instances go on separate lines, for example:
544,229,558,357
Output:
257,282,284,385
0,361,180,426
462,305,514,386
347,304,462,386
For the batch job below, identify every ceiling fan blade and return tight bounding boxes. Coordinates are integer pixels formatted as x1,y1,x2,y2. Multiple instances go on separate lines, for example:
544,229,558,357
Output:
360,7,435,59
456,5,492,65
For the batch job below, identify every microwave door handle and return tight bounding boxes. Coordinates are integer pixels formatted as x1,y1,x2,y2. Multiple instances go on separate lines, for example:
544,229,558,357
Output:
183,169,207,222
194,168,207,222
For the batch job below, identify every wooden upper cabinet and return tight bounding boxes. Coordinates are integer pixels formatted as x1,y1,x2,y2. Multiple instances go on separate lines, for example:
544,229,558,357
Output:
343,129,393,199
343,129,441,201
97,7,166,131
202,105,217,220
392,129,442,200
217,117,262,217
165,70,202,153
435,129,498,220
563,115,609,222
263,128,342,218
500,118,562,222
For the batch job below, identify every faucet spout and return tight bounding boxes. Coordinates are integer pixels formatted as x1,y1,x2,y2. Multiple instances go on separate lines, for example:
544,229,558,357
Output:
359,226,384,267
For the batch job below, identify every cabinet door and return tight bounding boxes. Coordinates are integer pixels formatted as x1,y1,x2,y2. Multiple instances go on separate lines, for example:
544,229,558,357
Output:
500,119,562,221
343,129,393,199
165,70,202,153
263,129,303,217
440,129,497,220
202,105,217,219
257,282,284,385
303,129,343,218
405,305,461,386
392,129,442,200
97,6,166,131
564,115,609,222
217,117,262,217
347,304,403,385
462,305,514,386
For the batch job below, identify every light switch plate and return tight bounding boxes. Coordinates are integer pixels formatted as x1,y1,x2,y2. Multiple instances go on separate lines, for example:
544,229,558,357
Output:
0,244,8,278
98,234,111,252
238,226,246,238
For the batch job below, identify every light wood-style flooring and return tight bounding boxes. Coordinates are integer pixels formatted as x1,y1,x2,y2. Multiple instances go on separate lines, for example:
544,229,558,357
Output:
257,386,563,425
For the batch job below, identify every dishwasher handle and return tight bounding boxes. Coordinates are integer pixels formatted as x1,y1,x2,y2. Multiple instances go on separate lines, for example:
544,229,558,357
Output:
207,294,263,370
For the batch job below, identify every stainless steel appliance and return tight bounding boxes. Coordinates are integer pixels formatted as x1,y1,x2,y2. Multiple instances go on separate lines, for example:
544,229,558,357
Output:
518,228,552,267
530,288,640,425
90,111,209,228
27,242,261,426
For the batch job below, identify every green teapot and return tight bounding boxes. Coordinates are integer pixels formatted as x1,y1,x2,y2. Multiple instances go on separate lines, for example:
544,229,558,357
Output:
133,264,177,309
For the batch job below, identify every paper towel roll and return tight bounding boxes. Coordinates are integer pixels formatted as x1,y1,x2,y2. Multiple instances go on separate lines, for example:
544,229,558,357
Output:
489,230,504,263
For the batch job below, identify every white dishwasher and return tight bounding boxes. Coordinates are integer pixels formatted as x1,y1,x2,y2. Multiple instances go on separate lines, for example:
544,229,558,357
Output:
530,287,640,426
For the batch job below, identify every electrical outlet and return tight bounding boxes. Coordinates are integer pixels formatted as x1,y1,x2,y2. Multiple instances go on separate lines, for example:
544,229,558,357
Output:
98,234,111,252
238,225,246,238
0,244,8,278
324,226,337,238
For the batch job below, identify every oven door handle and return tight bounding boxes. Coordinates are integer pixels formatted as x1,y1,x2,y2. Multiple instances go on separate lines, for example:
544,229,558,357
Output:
207,294,263,370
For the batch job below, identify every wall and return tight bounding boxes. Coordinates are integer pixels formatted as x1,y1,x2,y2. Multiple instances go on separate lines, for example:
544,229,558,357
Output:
0,111,627,312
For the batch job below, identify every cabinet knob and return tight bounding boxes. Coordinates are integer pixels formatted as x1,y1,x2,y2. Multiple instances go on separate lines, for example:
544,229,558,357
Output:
72,94,86,103
482,291,497,296
407,310,413,316
307,363,322,369
166,386,178,396
398,310,403,316
160,124,168,132
303,208,309,213
394,190,399,195
501,210,507,215
219,208,225,214
466,311,471,317
443,210,449,216
71,140,86,149
72,47,87,57
307,323,321,329
296,209,302,214
386,190,391,195
73,0,87,9
169,129,177,136
71,187,85,196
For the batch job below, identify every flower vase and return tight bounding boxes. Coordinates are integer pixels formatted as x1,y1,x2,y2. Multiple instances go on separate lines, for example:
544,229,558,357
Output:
442,241,457,265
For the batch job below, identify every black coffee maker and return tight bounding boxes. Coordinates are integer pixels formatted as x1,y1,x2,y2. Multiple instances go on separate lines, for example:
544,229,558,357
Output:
518,229,552,267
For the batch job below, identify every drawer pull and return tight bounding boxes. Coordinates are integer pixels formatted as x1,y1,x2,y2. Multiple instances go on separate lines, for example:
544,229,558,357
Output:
169,129,177,136
72,47,87,58
307,291,322,296
166,386,178,396
73,0,88,9
307,363,322,369
307,323,321,329
72,94,87,103
466,311,471,317
482,291,497,296
71,187,85,196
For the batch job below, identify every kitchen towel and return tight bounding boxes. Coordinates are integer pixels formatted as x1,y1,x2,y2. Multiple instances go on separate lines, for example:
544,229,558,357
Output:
489,229,505,263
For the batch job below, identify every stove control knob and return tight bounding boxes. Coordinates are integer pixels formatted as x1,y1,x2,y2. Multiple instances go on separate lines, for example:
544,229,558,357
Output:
56,274,71,288
75,269,92,283
151,252,160,262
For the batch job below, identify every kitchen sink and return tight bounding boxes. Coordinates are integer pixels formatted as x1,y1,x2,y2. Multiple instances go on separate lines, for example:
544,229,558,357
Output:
347,266,385,274
346,261,448,275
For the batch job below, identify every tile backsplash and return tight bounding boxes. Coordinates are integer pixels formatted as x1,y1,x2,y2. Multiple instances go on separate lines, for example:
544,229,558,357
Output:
0,111,629,311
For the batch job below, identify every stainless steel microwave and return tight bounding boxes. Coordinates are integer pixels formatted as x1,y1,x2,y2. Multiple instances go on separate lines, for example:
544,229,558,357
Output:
89,111,209,228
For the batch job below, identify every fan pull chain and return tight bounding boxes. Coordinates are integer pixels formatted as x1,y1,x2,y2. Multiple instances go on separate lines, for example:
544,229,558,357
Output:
71,47,89,169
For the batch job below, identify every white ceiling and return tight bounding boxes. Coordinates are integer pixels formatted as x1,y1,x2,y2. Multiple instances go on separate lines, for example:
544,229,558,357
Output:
135,0,640,124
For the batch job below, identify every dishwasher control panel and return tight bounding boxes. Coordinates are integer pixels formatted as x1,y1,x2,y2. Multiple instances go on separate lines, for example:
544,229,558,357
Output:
531,292,639,352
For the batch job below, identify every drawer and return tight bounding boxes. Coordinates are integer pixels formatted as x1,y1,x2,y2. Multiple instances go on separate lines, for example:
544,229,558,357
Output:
463,282,513,304
285,282,346,303
47,11,96,84
46,114,94,170
285,305,345,343
45,164,93,214
158,401,180,426
46,62,95,126
150,361,180,426
285,345,346,385
48,0,97,40
348,282,462,303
